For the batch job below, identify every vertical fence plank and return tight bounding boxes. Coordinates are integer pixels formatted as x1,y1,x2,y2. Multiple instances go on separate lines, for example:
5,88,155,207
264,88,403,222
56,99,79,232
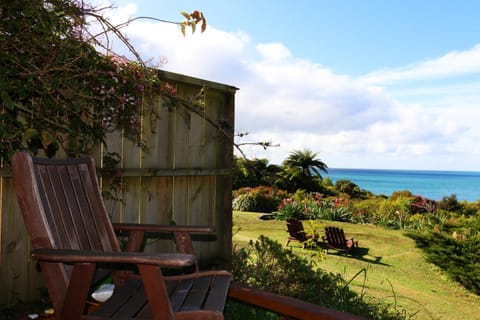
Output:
120,127,142,224
102,131,124,221
171,83,194,226
0,178,43,304
140,94,177,253
145,93,175,169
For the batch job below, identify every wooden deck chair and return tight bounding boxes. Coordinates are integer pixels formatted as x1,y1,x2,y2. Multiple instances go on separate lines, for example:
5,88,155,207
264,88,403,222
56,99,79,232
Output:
11,152,232,320
322,226,358,254
285,219,317,248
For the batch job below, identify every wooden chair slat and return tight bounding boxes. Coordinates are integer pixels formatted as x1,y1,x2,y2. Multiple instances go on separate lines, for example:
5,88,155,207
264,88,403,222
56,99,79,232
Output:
179,275,212,311
203,274,233,311
110,285,148,319
77,164,118,251
67,165,104,250
61,165,93,249
169,278,194,312
35,164,71,248
134,303,153,319
92,280,143,318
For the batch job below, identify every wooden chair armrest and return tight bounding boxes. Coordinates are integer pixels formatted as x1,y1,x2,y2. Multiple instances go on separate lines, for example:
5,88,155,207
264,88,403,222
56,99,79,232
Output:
164,270,232,281
112,223,215,234
346,238,359,247
113,223,215,264
31,248,195,268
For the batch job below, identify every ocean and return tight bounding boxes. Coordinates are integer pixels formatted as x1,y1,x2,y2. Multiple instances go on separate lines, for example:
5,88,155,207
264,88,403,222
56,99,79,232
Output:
325,168,480,202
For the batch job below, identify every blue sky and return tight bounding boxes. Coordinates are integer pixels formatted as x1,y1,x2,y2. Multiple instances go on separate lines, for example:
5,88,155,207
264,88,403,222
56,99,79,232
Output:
94,1,480,171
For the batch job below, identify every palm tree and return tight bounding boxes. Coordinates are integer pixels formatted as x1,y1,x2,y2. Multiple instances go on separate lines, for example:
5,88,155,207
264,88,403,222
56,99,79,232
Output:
276,149,329,193
283,149,328,179
232,156,282,189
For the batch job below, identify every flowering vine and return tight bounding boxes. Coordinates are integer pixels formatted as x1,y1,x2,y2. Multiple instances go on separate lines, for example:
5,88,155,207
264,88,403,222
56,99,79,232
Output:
0,0,209,162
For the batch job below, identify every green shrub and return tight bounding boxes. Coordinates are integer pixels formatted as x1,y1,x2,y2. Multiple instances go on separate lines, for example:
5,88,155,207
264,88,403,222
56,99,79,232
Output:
437,194,463,213
322,176,334,187
227,236,408,319
461,201,480,216
333,179,373,199
303,197,350,222
346,194,452,231
406,214,429,231
375,196,414,230
275,195,354,222
318,197,351,222
437,195,480,216
348,198,381,224
232,193,257,212
274,198,307,220
305,200,323,220
290,189,311,203
320,177,338,197
335,179,361,197
390,190,413,199
232,186,286,213
407,229,480,295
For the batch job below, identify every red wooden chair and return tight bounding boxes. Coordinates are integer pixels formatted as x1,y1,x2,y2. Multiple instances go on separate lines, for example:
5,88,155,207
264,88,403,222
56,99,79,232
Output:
11,152,231,320
285,219,317,248
322,226,358,254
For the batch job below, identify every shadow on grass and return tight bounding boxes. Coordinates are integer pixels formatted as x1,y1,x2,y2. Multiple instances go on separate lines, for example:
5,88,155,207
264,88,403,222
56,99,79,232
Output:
291,242,391,266
324,245,391,266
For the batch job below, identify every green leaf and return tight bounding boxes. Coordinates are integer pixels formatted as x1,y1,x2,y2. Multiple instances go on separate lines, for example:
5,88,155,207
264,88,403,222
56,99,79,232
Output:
24,128,41,142
0,91,14,110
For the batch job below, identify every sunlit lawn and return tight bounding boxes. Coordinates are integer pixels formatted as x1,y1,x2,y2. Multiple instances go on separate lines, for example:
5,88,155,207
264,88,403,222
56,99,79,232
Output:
233,211,480,320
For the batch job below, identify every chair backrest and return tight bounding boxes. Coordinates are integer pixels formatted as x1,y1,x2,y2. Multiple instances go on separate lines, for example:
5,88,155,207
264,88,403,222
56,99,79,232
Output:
12,152,120,313
325,226,346,245
286,219,307,241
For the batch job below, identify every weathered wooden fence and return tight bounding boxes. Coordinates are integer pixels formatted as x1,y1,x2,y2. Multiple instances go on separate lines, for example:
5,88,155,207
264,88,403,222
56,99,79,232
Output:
0,70,236,304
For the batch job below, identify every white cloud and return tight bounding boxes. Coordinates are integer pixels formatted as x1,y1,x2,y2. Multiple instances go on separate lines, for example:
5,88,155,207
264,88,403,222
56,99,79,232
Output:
359,44,480,85
256,43,291,61
93,3,480,171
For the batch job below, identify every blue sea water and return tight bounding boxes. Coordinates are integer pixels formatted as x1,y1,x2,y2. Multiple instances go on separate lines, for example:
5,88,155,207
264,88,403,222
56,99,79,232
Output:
325,168,480,202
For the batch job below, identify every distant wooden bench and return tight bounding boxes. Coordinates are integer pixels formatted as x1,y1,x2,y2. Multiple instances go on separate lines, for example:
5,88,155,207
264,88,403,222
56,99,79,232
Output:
286,219,317,248
322,226,358,254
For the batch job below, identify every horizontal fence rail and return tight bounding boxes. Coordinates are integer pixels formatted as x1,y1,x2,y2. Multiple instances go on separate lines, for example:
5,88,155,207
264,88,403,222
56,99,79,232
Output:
0,168,232,178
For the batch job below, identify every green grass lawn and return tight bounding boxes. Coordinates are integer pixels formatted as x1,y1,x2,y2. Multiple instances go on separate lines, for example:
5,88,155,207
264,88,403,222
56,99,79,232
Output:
233,211,480,320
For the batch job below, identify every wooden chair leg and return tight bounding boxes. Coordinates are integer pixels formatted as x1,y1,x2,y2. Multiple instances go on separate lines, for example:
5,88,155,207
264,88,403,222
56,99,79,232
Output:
60,263,96,320
137,264,174,320
174,231,199,272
